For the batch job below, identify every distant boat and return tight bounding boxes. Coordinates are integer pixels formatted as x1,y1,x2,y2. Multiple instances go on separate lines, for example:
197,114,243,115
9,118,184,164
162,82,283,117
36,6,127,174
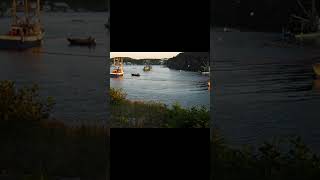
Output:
110,57,124,78
67,37,96,46
143,65,152,71
131,73,140,77
313,63,320,77
0,0,45,50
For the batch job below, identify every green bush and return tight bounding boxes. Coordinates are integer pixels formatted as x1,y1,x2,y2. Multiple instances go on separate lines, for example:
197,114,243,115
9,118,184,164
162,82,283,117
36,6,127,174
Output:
110,89,210,128
165,102,209,128
110,88,127,105
0,80,55,122
0,80,108,179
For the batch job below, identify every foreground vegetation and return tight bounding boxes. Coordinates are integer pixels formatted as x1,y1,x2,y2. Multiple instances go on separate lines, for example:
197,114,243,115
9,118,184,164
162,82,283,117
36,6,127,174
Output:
110,88,209,128
0,81,108,180
212,129,320,179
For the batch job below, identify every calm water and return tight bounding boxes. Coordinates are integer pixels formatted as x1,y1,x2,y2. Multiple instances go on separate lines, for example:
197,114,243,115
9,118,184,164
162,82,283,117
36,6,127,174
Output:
0,13,108,124
212,28,320,151
110,65,210,108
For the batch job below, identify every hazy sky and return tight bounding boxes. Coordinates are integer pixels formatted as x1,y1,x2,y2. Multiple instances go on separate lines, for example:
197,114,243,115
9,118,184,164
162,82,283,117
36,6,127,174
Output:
110,52,181,59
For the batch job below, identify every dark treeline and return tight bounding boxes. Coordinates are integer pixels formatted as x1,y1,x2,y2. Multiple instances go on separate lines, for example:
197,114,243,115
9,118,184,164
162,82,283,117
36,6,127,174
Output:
166,52,209,72
111,52,210,72
1,0,109,11
211,0,320,32
111,57,163,65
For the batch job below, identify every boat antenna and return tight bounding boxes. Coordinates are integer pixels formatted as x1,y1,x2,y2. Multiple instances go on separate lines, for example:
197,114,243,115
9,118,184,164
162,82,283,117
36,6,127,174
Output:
37,0,41,23
24,0,29,23
12,0,17,25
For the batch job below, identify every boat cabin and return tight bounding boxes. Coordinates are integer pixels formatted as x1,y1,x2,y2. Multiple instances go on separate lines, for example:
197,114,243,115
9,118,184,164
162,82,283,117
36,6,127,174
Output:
7,24,41,36
112,67,122,74
7,26,24,36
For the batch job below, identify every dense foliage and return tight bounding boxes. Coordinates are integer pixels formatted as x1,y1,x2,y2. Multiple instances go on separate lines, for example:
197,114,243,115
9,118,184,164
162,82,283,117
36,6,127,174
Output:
212,130,320,179
110,88,210,128
0,81,108,180
166,52,209,72
0,80,54,122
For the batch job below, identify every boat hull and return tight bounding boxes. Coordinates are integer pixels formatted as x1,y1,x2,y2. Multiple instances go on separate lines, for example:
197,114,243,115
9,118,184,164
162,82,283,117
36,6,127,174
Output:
0,34,44,50
110,73,124,78
0,39,42,49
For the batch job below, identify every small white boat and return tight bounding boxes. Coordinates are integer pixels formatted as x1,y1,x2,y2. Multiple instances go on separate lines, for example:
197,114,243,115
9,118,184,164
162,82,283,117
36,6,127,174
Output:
143,65,152,71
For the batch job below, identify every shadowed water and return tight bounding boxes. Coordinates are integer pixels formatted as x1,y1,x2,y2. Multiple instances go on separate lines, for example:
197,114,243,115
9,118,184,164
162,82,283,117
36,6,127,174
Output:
212,28,320,151
0,12,108,124
110,65,210,108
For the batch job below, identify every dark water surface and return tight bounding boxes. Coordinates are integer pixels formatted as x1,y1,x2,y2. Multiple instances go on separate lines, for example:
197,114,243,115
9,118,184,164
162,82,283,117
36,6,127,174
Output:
212,28,320,151
0,13,108,124
110,65,210,108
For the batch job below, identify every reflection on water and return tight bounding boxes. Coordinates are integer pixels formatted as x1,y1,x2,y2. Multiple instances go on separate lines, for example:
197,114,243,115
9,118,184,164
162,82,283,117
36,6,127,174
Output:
213,28,320,151
110,65,210,108
0,13,108,124
313,79,320,92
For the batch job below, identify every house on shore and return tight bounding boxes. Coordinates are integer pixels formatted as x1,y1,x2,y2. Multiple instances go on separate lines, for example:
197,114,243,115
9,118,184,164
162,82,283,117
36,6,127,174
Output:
52,2,70,12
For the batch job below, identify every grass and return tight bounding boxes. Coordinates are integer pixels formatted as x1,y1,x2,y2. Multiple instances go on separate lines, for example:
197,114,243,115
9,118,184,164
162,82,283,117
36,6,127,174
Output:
110,88,210,128
211,129,320,180
0,81,109,180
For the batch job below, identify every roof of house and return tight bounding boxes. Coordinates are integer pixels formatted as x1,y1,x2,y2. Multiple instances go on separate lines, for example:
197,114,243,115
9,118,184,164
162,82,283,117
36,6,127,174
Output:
53,2,70,8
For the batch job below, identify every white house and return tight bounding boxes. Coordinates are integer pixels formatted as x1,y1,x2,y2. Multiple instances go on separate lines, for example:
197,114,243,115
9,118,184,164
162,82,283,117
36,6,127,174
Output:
52,2,70,12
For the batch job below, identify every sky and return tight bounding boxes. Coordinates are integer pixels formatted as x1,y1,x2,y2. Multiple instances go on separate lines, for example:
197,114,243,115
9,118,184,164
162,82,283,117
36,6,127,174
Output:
110,52,181,59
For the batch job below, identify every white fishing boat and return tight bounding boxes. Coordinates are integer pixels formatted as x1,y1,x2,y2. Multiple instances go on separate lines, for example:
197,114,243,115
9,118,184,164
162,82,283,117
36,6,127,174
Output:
0,0,44,50
110,57,124,78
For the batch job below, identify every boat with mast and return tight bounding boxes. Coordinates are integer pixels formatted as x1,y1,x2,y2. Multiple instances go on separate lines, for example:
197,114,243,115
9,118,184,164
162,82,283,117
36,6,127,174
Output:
0,0,44,50
143,64,152,71
110,57,124,78
143,60,152,71
289,0,320,40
